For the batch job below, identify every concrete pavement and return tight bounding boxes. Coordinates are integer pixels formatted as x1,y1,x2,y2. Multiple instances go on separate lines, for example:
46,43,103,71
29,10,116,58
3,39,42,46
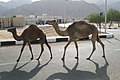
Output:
0,36,120,80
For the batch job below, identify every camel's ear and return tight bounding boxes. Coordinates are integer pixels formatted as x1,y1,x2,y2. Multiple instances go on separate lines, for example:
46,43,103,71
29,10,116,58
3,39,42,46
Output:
12,27,16,30
52,20,56,22
12,27,16,29
7,27,16,30
46,20,50,24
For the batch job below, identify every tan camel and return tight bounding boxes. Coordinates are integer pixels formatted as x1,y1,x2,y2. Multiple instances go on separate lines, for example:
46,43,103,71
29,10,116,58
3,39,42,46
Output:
47,20,105,61
7,24,52,62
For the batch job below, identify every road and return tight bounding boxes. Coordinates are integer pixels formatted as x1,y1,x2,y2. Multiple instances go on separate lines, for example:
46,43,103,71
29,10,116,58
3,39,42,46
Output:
0,29,120,80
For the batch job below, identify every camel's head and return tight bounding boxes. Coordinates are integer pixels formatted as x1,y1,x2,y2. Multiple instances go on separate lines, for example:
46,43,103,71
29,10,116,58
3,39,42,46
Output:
46,20,58,25
7,28,16,33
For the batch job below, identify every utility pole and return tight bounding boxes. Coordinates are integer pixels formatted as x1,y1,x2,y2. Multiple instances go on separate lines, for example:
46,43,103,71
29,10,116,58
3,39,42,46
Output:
63,0,68,27
105,0,107,33
100,12,103,33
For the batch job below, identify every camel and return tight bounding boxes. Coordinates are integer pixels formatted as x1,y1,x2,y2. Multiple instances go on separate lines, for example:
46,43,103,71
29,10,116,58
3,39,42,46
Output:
47,20,105,61
7,24,52,62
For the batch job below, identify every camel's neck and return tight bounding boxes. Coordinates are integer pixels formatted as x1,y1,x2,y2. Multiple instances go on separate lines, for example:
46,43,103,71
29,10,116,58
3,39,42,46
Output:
11,31,23,41
52,24,68,36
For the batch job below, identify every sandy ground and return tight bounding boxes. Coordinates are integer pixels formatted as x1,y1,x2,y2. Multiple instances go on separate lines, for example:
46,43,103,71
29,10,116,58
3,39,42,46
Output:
0,25,66,40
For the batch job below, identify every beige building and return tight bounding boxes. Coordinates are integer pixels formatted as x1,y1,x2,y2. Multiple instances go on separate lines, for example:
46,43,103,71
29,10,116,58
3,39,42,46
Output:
0,17,26,29
0,17,11,28
12,17,26,27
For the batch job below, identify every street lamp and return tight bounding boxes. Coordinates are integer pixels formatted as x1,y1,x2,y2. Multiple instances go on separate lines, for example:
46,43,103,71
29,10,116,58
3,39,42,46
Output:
0,18,2,29
100,12,103,33
63,0,68,27
105,0,107,33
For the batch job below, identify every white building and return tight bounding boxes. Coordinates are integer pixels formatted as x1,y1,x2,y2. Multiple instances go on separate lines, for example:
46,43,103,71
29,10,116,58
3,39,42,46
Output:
25,14,64,25
25,15,38,25
37,14,64,24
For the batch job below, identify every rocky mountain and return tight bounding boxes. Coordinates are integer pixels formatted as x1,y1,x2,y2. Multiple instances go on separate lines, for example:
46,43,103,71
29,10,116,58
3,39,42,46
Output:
96,0,120,11
0,0,102,19
108,1,120,10
86,0,120,5
0,5,8,16
0,0,32,9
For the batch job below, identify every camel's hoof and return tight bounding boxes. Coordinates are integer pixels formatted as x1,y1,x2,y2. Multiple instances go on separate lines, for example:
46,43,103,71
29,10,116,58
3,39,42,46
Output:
61,57,65,61
36,58,39,60
102,56,105,58
31,57,33,60
86,58,90,60
16,59,19,62
50,57,53,59
75,57,79,60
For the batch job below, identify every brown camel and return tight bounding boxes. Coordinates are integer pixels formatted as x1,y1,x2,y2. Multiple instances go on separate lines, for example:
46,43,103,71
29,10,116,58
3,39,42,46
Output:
7,24,52,62
47,20,105,61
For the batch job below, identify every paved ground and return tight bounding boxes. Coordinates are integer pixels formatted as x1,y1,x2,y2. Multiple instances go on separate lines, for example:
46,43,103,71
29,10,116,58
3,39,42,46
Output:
0,29,120,80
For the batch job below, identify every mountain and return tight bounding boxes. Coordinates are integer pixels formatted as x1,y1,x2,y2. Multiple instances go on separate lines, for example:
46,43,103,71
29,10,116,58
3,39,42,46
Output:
95,0,120,11
0,0,101,19
0,5,8,16
108,1,120,10
0,0,32,9
85,0,120,5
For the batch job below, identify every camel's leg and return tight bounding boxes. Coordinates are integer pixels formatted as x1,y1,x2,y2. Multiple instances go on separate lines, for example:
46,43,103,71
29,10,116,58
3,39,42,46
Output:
45,39,52,59
36,43,44,60
74,41,79,60
28,42,34,60
97,37,105,58
62,40,71,61
17,41,26,62
86,39,96,60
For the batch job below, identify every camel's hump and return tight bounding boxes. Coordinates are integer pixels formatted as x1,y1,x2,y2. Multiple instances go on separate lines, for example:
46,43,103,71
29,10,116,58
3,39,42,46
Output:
29,24,37,27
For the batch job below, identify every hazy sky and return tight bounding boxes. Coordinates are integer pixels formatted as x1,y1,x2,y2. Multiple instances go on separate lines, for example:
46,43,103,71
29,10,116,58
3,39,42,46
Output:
0,0,98,3
0,0,118,4
0,0,40,2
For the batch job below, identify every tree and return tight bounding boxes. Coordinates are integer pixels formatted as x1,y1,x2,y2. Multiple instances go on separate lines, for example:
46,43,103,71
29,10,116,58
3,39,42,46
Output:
107,9,120,28
86,13,104,29
86,9,120,28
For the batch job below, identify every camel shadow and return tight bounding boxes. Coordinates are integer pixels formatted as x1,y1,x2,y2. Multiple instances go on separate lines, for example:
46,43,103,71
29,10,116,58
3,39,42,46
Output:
46,58,110,80
89,58,110,80
0,59,51,80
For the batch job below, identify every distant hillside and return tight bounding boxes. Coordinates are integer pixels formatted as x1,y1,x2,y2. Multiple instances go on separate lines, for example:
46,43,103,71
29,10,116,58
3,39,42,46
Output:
0,0,101,19
0,5,8,16
0,0,32,9
108,1,120,10
97,0,120,11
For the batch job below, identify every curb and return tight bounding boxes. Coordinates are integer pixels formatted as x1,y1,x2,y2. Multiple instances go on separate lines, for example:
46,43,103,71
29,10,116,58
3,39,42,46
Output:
0,33,114,47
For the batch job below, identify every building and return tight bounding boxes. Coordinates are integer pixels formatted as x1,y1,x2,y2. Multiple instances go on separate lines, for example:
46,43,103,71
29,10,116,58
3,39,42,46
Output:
12,17,26,27
0,17,26,29
25,14,64,25
37,14,64,24
0,14,64,29
25,15,38,25
0,17,11,28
